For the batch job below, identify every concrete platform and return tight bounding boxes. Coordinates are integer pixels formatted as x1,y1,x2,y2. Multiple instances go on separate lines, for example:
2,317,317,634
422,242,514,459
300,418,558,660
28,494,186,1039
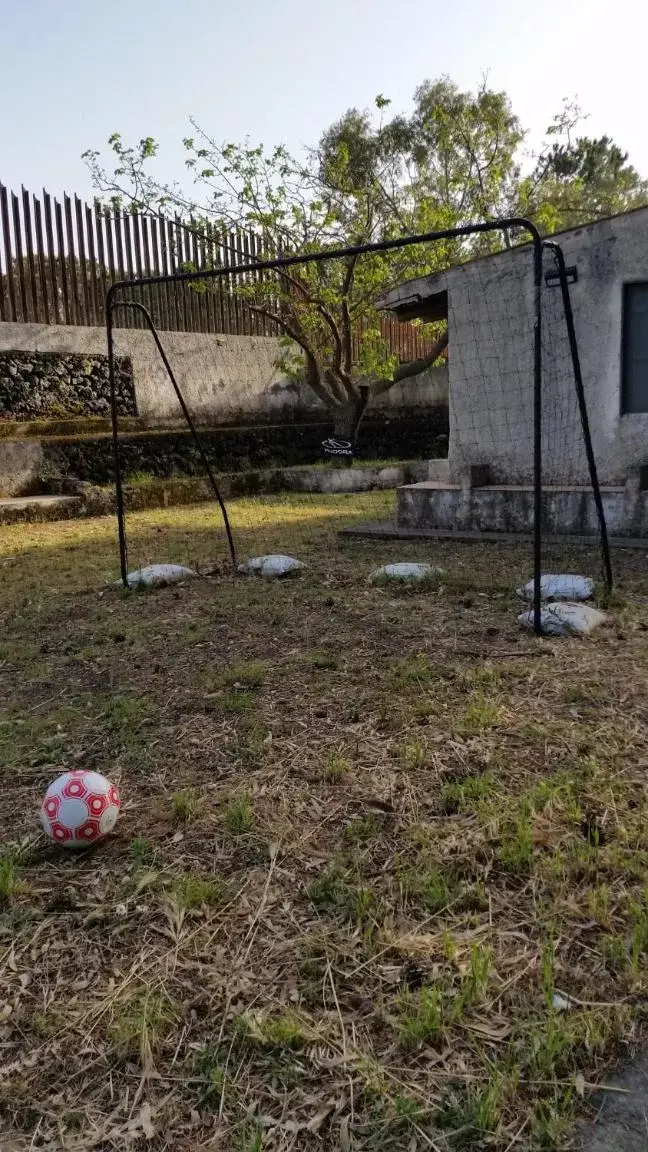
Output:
396,481,643,537
0,494,81,524
575,1047,648,1151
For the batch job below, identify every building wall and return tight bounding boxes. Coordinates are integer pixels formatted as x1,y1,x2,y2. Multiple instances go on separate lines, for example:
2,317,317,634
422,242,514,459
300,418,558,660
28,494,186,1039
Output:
0,322,448,426
447,252,536,483
443,208,648,485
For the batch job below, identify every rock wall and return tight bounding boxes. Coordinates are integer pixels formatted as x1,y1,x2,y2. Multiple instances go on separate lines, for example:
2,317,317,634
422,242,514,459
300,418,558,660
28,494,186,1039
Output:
0,351,135,420
40,411,449,486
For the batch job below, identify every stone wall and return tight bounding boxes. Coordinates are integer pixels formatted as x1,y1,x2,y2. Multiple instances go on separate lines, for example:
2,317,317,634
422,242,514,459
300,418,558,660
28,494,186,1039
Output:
39,410,449,487
0,350,135,420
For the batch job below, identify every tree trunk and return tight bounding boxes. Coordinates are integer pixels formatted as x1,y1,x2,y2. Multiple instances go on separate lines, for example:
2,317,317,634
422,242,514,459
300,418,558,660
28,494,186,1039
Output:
332,386,370,448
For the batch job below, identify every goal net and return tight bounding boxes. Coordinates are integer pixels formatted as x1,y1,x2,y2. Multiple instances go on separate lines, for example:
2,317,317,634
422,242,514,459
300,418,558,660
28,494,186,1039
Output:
105,223,611,629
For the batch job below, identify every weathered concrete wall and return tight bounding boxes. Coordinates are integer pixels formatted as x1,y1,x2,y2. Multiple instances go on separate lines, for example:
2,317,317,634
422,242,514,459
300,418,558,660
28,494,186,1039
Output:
371,364,448,415
0,322,448,426
0,323,291,424
384,207,648,485
0,439,43,496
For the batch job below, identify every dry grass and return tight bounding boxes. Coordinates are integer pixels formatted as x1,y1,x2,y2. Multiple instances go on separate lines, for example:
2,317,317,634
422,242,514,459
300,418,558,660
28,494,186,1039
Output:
1,493,648,1150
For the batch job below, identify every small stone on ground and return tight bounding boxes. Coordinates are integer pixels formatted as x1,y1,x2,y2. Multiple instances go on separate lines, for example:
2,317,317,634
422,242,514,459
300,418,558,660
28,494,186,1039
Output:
120,564,196,588
370,562,444,583
238,554,306,578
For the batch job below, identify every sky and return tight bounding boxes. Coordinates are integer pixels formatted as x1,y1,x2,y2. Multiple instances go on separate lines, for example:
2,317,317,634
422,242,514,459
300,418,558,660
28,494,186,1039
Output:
1,0,647,202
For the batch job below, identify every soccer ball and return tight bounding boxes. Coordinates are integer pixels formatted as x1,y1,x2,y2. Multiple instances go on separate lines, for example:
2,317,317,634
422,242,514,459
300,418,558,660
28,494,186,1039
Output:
40,770,120,848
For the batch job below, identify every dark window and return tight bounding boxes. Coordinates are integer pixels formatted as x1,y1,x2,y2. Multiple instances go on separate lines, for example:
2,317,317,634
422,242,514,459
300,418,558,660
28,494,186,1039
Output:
622,283,648,413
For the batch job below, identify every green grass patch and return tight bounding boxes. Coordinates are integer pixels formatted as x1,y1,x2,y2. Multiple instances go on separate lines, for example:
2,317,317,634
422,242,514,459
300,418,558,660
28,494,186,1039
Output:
222,792,254,835
172,788,201,823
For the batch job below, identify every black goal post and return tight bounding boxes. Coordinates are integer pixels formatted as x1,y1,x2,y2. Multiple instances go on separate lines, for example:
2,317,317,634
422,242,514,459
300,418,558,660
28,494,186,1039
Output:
105,217,612,633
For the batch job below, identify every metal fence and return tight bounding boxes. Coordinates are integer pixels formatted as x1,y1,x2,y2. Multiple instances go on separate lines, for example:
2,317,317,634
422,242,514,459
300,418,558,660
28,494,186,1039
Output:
0,183,439,361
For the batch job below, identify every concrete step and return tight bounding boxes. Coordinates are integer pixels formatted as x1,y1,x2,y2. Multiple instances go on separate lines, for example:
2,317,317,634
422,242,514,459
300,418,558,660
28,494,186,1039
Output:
0,494,81,524
396,482,640,537
403,481,625,493
339,522,648,548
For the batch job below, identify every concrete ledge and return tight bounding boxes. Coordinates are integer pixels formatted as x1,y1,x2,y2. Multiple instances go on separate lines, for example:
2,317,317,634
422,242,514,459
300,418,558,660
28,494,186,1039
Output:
339,522,648,549
0,461,426,524
397,481,636,536
427,459,450,482
269,461,428,494
0,494,81,524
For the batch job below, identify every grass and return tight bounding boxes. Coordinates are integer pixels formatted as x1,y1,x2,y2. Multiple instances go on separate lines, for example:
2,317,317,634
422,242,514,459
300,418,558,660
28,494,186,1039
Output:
168,870,226,909
109,990,177,1063
322,752,350,782
0,851,19,907
213,660,266,689
172,787,201,823
397,985,445,1047
125,469,156,485
222,792,254,835
440,771,496,814
1,494,648,1148
236,1008,310,1049
130,835,157,866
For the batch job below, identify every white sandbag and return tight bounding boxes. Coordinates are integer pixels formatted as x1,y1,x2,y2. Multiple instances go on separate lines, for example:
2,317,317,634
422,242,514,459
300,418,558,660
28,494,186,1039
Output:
370,562,445,584
238,554,306,578
517,573,594,602
518,601,606,636
121,563,196,588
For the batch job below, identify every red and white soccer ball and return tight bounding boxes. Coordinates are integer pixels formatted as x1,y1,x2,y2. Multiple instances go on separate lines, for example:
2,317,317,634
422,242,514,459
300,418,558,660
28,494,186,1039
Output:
40,770,120,848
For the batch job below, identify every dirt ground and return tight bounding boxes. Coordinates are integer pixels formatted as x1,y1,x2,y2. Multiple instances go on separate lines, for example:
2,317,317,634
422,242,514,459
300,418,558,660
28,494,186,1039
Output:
1,496,648,1151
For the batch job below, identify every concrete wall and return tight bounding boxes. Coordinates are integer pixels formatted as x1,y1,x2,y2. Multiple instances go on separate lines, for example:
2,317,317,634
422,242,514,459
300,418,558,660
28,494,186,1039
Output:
397,480,642,536
371,363,448,415
0,440,43,496
0,322,291,424
0,322,448,427
386,207,648,486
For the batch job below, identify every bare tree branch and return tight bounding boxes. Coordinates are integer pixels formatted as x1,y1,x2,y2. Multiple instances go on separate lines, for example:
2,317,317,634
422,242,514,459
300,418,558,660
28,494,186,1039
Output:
372,330,448,395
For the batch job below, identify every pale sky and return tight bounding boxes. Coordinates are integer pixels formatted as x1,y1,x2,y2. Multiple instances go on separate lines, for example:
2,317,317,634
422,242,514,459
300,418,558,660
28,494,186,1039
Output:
1,0,646,201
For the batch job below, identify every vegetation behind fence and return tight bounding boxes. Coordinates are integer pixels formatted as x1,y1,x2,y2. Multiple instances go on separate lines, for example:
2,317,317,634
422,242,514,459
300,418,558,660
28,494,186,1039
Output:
0,183,437,363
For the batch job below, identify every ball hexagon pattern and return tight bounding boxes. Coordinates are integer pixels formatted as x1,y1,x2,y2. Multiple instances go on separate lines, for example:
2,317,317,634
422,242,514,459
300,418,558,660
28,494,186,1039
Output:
62,777,88,800
40,771,120,848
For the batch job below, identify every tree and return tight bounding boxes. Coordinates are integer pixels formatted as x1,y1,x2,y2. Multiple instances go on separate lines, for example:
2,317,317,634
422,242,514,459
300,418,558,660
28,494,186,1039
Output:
83,80,647,446
515,102,648,234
